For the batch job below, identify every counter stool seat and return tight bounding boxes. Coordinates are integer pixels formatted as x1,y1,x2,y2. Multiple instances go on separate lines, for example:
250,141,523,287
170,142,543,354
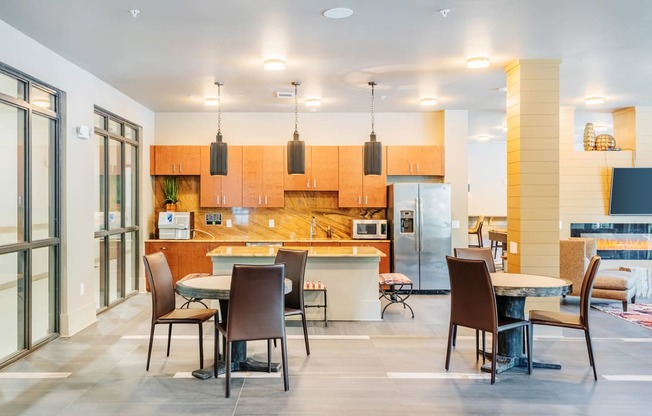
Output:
378,273,414,319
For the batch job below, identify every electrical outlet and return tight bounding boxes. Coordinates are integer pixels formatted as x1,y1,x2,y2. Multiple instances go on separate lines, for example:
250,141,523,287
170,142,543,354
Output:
269,219,275,228
80,283,85,296
451,220,460,229
226,219,232,228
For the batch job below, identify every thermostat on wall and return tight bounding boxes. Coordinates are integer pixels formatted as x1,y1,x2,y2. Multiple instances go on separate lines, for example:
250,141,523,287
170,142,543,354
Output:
206,213,222,226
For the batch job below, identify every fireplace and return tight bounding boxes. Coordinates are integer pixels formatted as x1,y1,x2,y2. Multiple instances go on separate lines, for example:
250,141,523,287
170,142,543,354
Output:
570,223,652,260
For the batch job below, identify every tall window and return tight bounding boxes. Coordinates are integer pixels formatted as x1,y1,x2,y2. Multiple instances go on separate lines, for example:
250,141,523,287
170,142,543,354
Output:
93,108,139,310
0,65,61,366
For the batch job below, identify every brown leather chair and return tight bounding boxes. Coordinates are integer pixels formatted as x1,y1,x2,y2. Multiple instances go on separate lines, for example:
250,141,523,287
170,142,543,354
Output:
275,249,310,355
445,256,532,384
142,252,217,371
215,263,289,398
452,247,497,362
529,255,601,381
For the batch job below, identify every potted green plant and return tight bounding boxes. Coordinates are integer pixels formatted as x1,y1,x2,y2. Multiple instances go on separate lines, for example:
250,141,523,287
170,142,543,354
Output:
163,176,179,211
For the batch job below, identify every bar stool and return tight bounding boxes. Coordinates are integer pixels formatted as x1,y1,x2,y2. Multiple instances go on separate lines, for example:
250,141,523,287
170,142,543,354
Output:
468,215,485,247
304,281,328,326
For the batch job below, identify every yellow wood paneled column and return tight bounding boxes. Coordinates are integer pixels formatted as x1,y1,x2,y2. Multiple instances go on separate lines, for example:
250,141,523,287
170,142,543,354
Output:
504,60,560,276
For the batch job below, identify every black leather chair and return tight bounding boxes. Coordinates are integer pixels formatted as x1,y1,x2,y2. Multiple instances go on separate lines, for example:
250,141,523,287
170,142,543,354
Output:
215,263,289,397
445,256,532,384
275,249,310,355
142,252,217,371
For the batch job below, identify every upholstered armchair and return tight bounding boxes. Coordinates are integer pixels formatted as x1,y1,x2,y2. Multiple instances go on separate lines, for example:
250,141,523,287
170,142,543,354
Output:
560,238,639,311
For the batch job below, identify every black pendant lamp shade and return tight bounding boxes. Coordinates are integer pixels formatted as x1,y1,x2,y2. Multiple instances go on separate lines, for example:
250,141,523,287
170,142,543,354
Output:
210,81,228,176
287,81,306,175
364,81,382,175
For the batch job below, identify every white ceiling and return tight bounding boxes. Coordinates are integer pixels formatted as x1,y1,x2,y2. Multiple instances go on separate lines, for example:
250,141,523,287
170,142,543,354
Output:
1,0,651,141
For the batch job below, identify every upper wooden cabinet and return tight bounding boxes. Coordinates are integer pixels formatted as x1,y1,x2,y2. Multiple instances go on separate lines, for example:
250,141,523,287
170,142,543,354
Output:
338,146,387,208
284,146,339,191
242,146,285,207
150,145,201,175
199,146,243,207
386,146,444,176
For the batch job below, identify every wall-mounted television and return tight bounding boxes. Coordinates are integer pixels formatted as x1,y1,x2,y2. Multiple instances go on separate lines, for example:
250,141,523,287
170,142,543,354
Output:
609,167,652,215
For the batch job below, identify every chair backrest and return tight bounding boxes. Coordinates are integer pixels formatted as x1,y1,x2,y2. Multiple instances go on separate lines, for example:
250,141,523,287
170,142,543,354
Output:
469,215,485,233
579,255,601,328
454,247,496,273
445,256,497,333
274,249,308,310
143,252,176,320
227,263,286,342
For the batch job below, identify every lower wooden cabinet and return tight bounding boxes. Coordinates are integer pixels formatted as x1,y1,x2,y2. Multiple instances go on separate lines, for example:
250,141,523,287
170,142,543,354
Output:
339,241,390,274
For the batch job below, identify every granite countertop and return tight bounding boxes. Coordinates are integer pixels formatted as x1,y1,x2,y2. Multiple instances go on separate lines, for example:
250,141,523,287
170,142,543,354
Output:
145,238,389,243
208,245,386,257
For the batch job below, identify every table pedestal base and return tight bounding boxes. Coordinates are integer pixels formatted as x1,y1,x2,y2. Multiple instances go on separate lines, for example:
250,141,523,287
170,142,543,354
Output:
480,354,561,374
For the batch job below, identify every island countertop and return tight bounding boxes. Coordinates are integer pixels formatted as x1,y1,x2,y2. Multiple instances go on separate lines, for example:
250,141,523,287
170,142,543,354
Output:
208,245,385,258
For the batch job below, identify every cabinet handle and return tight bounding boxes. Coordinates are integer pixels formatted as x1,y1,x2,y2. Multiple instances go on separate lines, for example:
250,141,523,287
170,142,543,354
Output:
358,195,362,205
313,179,317,189
223,195,226,205
306,179,310,189
179,163,183,173
216,196,220,205
258,195,262,205
265,195,268,205
160,246,169,250
416,163,420,173
172,164,176,173
365,196,368,205
409,163,413,173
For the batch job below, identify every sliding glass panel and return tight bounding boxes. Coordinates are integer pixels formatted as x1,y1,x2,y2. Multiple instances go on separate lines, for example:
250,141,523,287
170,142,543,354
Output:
108,138,121,230
125,231,137,294
0,251,26,361
0,102,25,245
108,119,121,135
0,72,26,100
108,234,122,304
94,113,106,130
31,114,54,240
94,238,104,310
31,247,55,344
94,133,106,231
125,126,137,141
125,144,136,227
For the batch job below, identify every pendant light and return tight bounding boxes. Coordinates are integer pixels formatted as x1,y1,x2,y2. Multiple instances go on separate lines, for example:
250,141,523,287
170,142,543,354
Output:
210,82,228,176
364,81,382,175
287,81,306,175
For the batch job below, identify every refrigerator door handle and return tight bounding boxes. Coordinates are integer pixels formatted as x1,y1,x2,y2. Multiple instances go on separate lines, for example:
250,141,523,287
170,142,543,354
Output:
418,197,424,252
415,198,420,252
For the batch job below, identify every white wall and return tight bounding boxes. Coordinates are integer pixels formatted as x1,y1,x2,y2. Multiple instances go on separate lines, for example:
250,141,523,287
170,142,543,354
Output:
467,142,507,216
0,20,156,337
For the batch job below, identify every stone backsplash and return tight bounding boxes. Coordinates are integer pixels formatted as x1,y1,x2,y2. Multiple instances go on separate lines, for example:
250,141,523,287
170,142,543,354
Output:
150,176,386,240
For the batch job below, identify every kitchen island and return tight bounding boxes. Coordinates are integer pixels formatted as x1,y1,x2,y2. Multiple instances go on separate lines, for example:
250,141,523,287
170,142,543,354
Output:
208,245,385,321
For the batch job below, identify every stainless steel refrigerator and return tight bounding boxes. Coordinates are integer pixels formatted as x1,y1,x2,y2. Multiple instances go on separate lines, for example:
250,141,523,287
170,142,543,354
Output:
387,183,452,291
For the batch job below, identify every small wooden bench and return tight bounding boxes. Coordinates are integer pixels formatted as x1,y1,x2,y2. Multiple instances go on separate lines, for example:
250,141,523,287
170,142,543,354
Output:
304,280,328,326
378,273,414,319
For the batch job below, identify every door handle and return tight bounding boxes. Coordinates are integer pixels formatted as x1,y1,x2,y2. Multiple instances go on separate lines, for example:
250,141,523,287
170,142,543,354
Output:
416,163,420,173
265,195,268,205
306,179,310,189
365,195,368,205
358,195,362,205
172,164,176,173
179,163,183,173
313,179,317,189
409,163,413,173
223,195,226,206
216,196,220,205
258,195,262,205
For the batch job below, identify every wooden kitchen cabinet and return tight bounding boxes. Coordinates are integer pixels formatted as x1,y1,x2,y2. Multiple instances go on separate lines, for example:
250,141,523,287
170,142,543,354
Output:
242,146,285,207
340,241,390,273
284,146,339,191
338,146,387,207
150,145,201,175
386,145,444,176
199,145,243,207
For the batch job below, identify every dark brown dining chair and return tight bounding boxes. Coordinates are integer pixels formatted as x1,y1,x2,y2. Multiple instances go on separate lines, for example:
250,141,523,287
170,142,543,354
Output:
215,263,289,398
452,247,497,362
142,252,218,371
274,248,310,355
529,255,601,381
445,256,532,384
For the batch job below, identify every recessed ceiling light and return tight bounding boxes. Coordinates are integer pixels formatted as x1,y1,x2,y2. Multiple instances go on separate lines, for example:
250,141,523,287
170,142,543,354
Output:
204,98,219,106
129,9,140,18
585,96,605,105
263,59,286,71
466,57,490,69
305,98,321,107
420,98,438,106
477,135,490,141
323,8,353,19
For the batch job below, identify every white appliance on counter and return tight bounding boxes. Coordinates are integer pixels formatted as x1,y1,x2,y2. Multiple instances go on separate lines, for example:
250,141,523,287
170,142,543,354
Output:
352,219,387,239
388,183,452,291
158,212,194,240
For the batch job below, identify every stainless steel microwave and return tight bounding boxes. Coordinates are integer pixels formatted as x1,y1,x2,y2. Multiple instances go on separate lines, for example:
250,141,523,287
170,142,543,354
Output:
352,219,388,239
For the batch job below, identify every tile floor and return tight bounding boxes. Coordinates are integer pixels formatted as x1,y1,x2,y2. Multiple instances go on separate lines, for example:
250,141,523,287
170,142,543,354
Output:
1,293,652,415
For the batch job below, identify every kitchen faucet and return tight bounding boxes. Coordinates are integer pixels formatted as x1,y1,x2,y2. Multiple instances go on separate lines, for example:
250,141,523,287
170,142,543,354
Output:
309,217,317,239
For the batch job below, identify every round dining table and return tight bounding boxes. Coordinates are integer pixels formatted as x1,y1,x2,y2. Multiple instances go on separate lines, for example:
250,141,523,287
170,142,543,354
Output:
176,274,292,380
483,272,572,374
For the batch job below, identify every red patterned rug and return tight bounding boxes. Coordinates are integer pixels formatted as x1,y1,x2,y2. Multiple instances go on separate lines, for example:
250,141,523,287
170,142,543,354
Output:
593,303,652,331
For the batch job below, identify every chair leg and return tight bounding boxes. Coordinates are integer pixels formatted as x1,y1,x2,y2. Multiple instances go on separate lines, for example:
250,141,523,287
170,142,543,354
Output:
475,329,479,361
301,312,310,356
622,300,628,312
198,323,204,369
214,326,219,378
632,295,636,305
225,341,231,398
146,323,155,371
280,336,289,392
445,323,454,371
526,323,532,375
167,324,172,357
452,325,457,347
584,329,598,381
491,333,497,384
267,340,272,372
482,331,486,364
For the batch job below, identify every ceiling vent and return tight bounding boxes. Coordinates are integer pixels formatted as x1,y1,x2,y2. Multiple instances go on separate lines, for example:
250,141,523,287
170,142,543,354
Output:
276,91,295,99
